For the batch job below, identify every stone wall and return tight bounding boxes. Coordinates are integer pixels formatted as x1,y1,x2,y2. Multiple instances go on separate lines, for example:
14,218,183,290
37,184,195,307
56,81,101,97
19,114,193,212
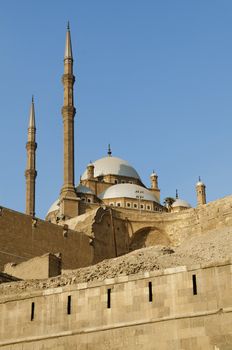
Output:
0,272,20,284
4,253,61,280
1,194,232,273
0,262,231,349
114,194,232,248
0,207,93,270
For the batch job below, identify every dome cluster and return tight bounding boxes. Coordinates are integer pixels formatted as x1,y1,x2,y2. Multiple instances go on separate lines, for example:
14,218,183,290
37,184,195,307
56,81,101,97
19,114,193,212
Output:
47,155,163,218
47,152,204,221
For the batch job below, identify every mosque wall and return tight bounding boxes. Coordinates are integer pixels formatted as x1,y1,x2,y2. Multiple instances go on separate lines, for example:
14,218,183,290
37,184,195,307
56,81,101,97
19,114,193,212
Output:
0,261,231,349
0,207,94,270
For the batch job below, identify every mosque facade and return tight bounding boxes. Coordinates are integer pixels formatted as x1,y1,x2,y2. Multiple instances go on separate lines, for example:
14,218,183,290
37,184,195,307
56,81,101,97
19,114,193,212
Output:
24,25,207,225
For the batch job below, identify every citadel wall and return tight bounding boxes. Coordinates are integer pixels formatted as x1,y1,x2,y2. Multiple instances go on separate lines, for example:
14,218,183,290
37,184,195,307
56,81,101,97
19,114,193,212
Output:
114,194,232,248
0,261,231,349
0,207,93,270
1,195,232,272
4,253,61,280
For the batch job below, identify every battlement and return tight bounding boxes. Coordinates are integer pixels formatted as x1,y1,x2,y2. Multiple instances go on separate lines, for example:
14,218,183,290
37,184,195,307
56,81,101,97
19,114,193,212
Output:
0,261,232,349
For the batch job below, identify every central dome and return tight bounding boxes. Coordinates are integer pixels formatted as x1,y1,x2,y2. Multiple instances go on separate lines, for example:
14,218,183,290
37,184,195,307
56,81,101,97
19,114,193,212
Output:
81,156,141,180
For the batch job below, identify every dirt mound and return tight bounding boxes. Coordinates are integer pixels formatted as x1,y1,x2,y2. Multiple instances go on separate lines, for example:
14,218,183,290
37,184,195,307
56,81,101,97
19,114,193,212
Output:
0,227,231,296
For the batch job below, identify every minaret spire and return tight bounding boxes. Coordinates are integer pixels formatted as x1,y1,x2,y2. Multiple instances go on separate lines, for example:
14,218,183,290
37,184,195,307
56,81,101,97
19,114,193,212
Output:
60,23,78,218
25,96,37,216
65,21,73,59
28,95,35,129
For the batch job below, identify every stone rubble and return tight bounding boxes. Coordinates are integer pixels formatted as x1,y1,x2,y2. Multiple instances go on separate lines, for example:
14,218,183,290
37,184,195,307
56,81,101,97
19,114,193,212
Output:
0,226,231,296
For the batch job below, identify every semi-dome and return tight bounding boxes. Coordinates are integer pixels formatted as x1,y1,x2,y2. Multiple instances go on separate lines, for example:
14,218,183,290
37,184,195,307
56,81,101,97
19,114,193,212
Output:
47,185,93,216
76,184,93,194
98,183,159,202
172,199,191,208
47,199,60,215
81,156,141,180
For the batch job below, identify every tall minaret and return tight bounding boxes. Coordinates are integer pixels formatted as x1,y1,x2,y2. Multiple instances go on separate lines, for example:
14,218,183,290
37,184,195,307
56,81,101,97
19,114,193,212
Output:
60,23,79,218
196,177,206,205
25,96,37,216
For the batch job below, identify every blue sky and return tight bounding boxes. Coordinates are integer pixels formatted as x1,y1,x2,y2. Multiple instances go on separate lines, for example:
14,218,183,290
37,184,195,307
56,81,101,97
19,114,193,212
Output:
0,0,232,218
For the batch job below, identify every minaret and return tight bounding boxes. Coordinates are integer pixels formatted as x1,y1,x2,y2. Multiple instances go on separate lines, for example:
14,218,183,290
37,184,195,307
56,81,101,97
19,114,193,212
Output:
60,23,79,218
149,170,160,202
25,96,37,216
196,176,206,205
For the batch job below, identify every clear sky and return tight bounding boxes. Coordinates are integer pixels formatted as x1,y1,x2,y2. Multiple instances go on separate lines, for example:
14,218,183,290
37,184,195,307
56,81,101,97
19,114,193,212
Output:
0,0,232,218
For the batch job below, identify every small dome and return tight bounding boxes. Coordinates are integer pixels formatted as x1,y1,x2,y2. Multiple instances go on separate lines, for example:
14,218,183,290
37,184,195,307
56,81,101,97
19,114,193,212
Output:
196,181,205,187
150,172,157,177
81,156,141,181
99,183,159,202
47,199,59,215
47,185,93,216
172,199,191,208
76,184,93,194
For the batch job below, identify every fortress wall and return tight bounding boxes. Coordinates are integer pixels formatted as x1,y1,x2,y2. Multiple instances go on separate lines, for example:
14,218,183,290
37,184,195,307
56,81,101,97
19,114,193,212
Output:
0,207,93,270
3,253,61,280
114,195,232,246
92,208,130,262
0,262,231,349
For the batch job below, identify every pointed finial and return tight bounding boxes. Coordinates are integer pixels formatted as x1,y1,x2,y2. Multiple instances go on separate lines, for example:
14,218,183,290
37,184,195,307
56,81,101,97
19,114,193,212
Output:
28,96,36,128
64,22,73,59
108,144,112,157
176,189,179,199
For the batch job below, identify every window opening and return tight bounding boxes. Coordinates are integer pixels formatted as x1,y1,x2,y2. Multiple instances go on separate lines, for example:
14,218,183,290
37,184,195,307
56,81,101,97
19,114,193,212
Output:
107,288,111,308
192,275,197,295
67,295,72,314
31,302,35,321
148,282,153,302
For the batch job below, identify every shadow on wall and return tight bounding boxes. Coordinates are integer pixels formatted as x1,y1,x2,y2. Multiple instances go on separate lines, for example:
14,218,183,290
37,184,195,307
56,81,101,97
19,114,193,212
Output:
92,207,130,263
129,226,171,251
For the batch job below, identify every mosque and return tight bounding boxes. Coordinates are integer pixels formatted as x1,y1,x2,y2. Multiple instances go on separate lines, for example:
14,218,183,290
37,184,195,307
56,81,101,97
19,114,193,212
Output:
25,24,207,226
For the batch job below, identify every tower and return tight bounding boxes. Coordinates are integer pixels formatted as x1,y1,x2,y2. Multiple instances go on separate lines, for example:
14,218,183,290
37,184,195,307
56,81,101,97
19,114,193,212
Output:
149,171,160,201
25,96,37,216
59,23,79,218
87,162,95,180
196,177,206,205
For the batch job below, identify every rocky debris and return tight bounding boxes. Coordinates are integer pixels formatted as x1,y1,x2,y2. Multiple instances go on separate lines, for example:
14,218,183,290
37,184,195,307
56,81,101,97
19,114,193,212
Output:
0,226,231,296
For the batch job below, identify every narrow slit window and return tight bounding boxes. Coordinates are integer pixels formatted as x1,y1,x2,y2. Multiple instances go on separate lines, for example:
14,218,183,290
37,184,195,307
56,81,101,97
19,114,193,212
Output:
67,295,72,314
31,302,35,321
192,274,197,295
107,288,111,308
148,281,153,302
